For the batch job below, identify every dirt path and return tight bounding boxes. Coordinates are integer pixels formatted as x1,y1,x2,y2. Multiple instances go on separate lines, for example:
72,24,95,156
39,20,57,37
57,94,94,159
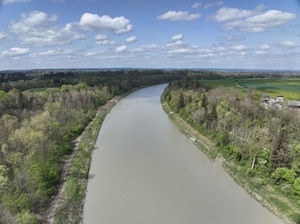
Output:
42,111,100,223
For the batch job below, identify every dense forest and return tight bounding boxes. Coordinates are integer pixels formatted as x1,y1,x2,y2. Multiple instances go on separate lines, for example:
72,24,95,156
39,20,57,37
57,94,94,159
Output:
162,77,300,221
0,70,185,223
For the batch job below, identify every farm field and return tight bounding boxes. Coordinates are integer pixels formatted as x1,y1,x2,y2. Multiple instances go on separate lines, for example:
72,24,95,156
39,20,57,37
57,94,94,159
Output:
200,78,300,100
28,87,59,92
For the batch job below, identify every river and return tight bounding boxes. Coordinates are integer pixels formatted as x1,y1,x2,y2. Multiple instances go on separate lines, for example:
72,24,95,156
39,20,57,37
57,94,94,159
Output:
83,84,283,224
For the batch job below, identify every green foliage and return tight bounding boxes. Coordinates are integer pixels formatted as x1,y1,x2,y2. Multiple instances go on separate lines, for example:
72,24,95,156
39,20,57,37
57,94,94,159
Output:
0,165,9,192
293,178,300,196
272,167,296,184
17,211,38,224
291,213,300,223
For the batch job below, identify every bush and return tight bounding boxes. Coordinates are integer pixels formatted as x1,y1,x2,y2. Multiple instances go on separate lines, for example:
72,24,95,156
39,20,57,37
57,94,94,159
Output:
17,211,38,224
273,167,296,185
293,178,300,196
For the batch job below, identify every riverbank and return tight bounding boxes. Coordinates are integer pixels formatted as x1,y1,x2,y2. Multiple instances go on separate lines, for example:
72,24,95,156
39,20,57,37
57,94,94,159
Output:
43,87,144,223
161,100,298,224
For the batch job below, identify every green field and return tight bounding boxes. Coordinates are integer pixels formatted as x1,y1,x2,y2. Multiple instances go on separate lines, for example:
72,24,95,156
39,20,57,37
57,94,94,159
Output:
28,87,59,92
200,78,300,100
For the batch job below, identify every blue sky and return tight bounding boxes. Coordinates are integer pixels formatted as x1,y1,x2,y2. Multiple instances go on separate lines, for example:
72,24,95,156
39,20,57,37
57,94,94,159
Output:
0,0,299,70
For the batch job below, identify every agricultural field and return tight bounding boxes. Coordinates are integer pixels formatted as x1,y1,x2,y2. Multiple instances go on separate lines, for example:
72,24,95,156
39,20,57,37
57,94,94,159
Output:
200,78,300,100
28,87,59,92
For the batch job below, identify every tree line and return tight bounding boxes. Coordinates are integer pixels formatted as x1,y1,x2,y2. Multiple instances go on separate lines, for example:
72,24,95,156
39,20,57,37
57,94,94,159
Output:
0,70,185,223
163,77,300,212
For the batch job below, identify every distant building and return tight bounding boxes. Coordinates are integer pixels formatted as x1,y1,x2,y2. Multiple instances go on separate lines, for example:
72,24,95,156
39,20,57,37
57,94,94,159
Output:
271,101,282,110
287,101,300,109
275,95,284,101
260,95,270,104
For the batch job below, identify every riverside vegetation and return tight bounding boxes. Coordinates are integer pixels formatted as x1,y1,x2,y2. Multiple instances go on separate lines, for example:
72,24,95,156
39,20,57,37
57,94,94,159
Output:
0,70,185,223
162,76,300,223
1,69,300,223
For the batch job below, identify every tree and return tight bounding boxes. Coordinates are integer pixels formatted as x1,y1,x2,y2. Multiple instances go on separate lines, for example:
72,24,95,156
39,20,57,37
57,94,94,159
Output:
247,127,269,170
271,129,291,172
272,167,296,184
293,177,300,196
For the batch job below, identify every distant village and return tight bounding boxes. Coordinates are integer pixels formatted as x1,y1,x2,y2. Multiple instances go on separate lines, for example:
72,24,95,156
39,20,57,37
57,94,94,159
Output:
261,95,300,110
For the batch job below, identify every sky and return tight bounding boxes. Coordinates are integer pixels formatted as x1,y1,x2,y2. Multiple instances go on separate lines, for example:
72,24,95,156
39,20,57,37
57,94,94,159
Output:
0,0,299,70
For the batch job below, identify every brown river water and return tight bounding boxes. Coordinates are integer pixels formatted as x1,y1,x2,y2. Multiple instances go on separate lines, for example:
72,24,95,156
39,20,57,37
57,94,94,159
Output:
83,84,284,224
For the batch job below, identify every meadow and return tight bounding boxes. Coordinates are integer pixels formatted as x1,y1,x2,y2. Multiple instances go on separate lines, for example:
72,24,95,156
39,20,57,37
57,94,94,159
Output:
200,78,300,100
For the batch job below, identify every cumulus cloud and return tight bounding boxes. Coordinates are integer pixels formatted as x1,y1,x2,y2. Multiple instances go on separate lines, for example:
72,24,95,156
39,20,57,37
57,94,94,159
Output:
280,41,297,49
9,11,85,46
132,44,160,53
246,10,297,24
78,13,133,34
165,40,185,48
95,34,108,40
230,45,247,51
96,40,117,45
125,36,137,43
36,49,75,56
2,47,29,56
172,34,183,40
204,1,223,9
86,52,98,56
157,11,201,21
209,5,263,22
216,33,245,42
259,44,270,50
116,45,127,52
192,2,202,9
208,5,297,33
0,32,9,41
256,50,267,55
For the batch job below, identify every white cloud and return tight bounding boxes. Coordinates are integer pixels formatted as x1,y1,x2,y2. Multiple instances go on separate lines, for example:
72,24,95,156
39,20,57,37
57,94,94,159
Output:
132,44,160,53
192,2,202,9
230,45,247,51
256,50,267,55
0,32,9,41
86,52,98,56
172,34,183,40
2,47,29,56
259,44,270,50
204,1,223,9
78,13,133,34
165,40,185,48
95,34,108,40
36,49,75,56
10,11,85,46
157,11,201,22
2,0,31,3
216,33,245,42
280,41,297,49
246,10,297,24
125,36,137,43
209,5,297,33
116,45,127,52
210,6,261,22
96,40,117,45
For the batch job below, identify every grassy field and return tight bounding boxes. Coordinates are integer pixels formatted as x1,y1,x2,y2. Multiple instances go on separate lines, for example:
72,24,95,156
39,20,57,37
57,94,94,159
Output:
200,78,300,100
29,87,55,92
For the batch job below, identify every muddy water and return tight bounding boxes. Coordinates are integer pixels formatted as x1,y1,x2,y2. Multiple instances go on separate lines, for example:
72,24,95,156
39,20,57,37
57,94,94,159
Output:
83,84,283,224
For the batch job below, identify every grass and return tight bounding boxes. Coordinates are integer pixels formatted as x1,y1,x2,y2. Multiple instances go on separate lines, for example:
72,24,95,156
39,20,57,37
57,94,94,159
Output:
28,87,59,92
200,78,300,100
